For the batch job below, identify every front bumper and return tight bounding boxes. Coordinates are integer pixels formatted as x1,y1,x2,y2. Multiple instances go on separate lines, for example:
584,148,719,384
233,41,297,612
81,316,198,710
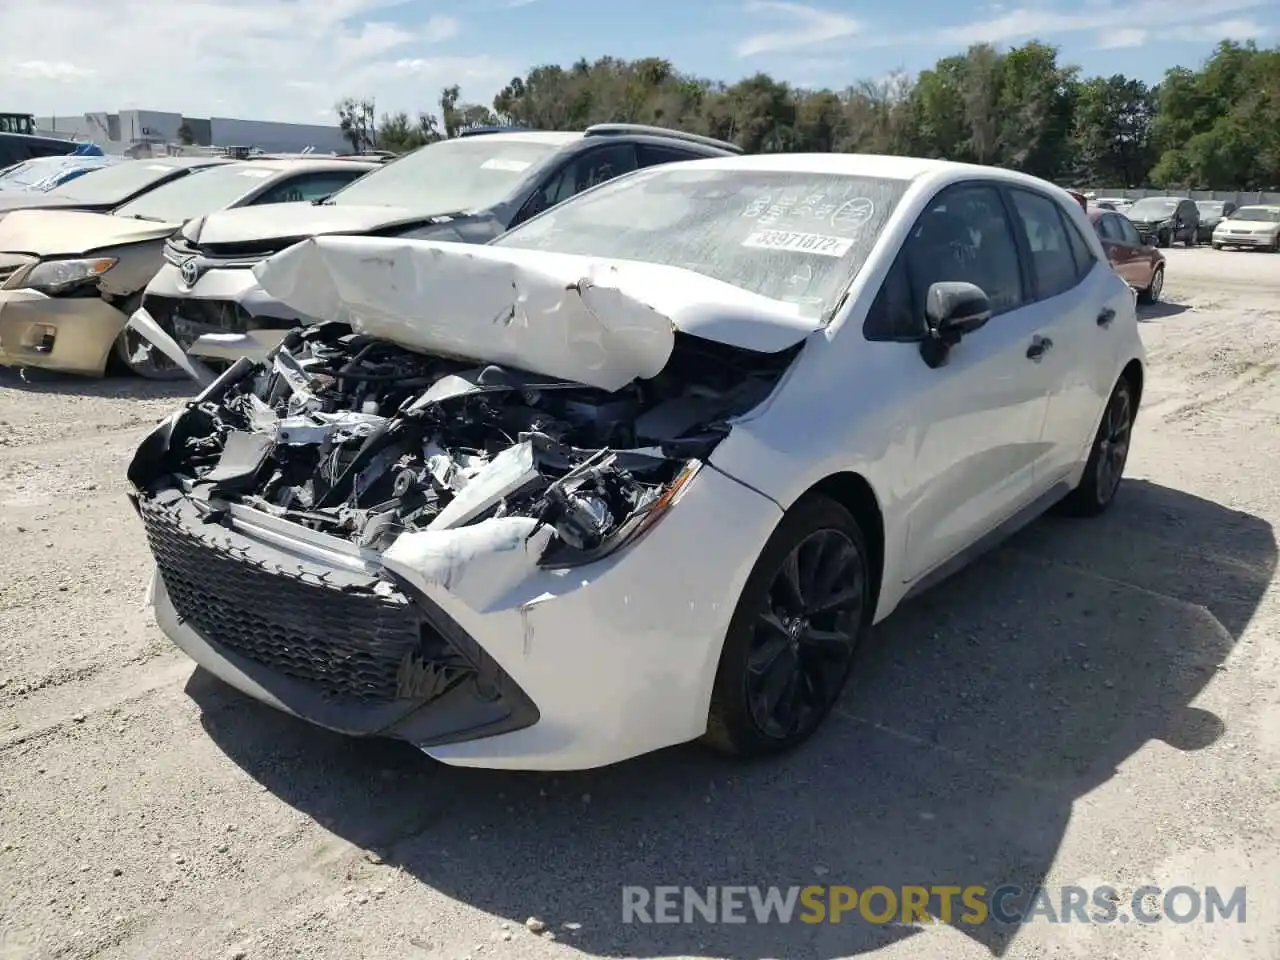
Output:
137,461,782,770
1130,223,1166,245
0,288,128,376
1213,231,1277,248
143,260,298,369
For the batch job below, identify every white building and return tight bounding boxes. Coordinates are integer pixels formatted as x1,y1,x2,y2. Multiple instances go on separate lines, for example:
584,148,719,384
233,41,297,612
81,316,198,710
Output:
35,108,348,155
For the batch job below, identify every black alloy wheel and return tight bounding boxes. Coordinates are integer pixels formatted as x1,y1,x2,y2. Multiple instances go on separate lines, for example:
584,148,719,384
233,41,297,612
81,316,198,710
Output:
1057,377,1135,517
1095,385,1133,502
704,497,870,757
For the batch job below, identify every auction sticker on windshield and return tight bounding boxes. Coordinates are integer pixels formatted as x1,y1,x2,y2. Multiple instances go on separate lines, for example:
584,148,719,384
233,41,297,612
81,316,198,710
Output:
742,230,853,257
482,158,532,172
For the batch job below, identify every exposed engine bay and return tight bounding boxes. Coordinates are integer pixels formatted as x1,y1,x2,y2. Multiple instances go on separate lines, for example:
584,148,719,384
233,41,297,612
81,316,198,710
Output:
131,321,800,565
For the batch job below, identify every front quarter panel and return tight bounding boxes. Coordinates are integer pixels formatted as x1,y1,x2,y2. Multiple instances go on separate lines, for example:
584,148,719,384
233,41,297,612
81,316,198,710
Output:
97,238,167,297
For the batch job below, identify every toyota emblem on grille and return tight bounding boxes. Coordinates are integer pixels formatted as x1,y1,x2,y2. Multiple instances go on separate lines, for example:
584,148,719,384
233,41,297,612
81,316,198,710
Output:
179,258,200,288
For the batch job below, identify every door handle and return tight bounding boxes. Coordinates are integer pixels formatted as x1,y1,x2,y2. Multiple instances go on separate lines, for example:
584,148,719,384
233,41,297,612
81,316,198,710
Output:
1097,307,1115,327
1026,336,1053,360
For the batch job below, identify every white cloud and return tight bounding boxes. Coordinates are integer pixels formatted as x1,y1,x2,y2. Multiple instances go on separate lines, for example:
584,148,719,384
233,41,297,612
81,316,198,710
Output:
1094,27,1148,48
0,0,515,125
1093,16,1265,49
736,0,1271,61
929,0,1269,46
735,0,861,57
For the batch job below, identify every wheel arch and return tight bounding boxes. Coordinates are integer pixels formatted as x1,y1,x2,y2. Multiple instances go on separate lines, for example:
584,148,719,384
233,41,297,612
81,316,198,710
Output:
1121,357,1144,417
793,471,886,622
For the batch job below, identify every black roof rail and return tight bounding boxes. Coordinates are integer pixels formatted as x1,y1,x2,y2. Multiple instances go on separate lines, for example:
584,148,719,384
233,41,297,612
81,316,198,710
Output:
583,123,743,155
457,125,532,137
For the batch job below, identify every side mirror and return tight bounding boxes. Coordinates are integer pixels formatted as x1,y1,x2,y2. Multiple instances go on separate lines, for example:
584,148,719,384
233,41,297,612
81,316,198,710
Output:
920,281,991,368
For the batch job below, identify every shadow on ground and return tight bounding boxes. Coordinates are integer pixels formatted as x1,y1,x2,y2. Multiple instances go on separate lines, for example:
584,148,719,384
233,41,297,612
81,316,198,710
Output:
0,366,193,400
189,479,1275,959
1138,300,1191,321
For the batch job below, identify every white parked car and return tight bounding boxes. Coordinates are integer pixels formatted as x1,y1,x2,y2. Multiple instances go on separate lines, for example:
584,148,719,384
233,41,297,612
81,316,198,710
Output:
127,154,1145,771
1210,204,1280,251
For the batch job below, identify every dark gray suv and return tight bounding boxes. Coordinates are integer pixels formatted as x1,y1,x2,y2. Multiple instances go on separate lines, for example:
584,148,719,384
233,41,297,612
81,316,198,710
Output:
1124,196,1199,248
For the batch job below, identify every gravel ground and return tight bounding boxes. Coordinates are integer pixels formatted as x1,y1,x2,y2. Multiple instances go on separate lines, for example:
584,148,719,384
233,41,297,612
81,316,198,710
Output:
1,247,1278,960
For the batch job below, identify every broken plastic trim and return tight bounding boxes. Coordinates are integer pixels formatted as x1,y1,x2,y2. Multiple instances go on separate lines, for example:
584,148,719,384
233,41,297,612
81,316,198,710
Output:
536,458,704,569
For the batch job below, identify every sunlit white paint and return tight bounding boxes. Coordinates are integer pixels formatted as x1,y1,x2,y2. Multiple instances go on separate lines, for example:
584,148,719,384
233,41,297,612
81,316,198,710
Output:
138,153,1147,771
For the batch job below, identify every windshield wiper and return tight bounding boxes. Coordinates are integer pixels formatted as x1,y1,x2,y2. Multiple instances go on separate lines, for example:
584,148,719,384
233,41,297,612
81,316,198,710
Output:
128,213,166,222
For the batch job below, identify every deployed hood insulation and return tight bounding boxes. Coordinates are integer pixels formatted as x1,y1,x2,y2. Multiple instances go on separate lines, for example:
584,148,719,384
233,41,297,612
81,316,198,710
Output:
252,236,822,392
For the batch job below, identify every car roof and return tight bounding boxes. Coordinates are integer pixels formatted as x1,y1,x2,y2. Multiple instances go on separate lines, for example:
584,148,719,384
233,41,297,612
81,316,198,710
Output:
632,152,1093,196
1237,204,1280,212
142,156,236,170
462,131,584,147
236,158,380,174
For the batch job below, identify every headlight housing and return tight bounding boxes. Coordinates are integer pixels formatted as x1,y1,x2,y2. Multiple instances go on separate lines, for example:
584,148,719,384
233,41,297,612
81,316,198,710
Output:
24,257,116,293
538,459,704,569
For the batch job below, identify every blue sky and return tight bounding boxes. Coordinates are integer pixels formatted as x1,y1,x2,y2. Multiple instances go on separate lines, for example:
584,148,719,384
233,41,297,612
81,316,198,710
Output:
432,0,1274,91
0,0,1273,124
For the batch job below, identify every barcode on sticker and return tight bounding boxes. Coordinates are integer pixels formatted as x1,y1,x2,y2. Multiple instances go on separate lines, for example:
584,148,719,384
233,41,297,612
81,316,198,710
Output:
742,230,853,257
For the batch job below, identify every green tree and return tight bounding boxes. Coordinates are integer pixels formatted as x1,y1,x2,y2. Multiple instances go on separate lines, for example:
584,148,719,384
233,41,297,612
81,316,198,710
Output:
376,111,441,153
176,120,196,146
330,37,1280,191
334,97,376,153
1071,75,1156,186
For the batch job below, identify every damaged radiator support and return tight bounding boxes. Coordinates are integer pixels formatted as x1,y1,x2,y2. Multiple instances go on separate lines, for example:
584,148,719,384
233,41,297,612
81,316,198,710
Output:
134,319,797,563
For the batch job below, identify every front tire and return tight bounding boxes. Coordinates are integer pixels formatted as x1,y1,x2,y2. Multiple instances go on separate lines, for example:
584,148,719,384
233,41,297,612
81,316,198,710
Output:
1058,377,1135,518
703,496,870,759
1157,231,1170,249
109,297,187,381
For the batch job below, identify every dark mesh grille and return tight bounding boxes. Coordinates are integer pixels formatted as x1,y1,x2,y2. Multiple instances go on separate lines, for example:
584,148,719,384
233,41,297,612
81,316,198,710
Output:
140,495,430,703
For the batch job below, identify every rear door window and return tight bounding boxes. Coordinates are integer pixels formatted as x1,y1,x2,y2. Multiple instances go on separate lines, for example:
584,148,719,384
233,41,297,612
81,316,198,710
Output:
1117,217,1143,246
1008,188,1085,300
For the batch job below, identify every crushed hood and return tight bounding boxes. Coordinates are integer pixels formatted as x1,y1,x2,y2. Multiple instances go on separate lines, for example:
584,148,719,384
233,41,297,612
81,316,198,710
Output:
253,236,822,392
0,209,177,257
184,203,428,248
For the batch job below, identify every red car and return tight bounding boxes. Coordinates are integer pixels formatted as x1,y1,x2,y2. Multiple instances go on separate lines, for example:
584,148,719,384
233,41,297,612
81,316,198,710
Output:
1088,208,1165,304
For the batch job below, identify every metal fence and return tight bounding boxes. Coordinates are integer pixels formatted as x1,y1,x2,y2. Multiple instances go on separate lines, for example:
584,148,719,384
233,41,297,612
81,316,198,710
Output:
1078,187,1280,206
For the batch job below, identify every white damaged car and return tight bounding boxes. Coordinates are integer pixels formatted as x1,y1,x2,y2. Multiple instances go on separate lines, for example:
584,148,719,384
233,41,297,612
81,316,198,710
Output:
127,154,1145,771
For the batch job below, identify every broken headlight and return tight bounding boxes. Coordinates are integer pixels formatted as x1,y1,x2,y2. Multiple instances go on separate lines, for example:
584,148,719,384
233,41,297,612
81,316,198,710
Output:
539,459,704,568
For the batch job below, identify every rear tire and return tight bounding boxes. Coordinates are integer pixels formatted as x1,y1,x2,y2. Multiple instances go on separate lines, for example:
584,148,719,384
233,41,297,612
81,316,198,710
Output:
1212,243,1223,250
703,496,870,759
1057,377,1135,518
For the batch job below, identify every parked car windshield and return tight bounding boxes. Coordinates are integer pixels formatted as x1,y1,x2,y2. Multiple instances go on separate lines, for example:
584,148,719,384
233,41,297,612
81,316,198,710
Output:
328,136,566,214
495,165,909,318
1230,206,1280,223
1196,201,1225,217
113,163,272,223
45,160,195,203
1126,198,1179,218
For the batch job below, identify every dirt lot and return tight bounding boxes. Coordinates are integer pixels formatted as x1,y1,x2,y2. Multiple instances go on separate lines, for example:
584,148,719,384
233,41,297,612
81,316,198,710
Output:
1,248,1278,960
